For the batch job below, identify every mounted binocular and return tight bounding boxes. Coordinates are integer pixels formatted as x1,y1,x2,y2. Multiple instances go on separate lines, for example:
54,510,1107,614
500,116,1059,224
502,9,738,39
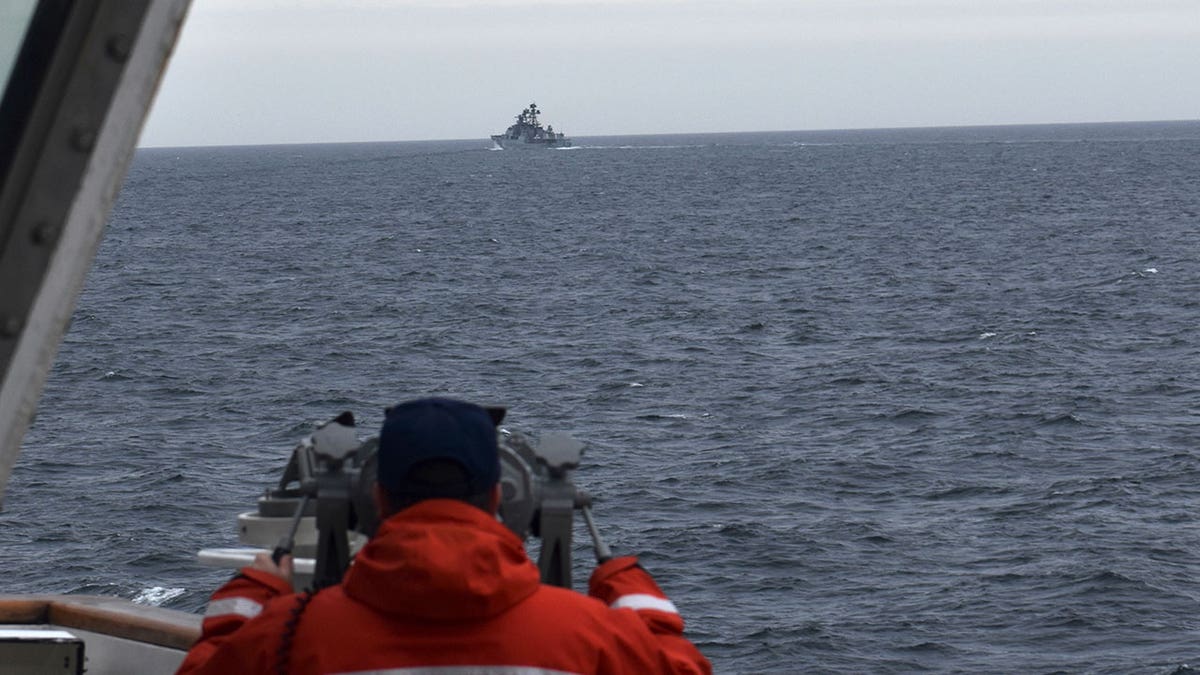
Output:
230,409,611,591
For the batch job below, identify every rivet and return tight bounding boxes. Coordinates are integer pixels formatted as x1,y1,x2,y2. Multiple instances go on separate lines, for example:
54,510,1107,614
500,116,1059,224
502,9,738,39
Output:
105,34,132,63
71,128,97,152
31,221,60,246
1,316,21,338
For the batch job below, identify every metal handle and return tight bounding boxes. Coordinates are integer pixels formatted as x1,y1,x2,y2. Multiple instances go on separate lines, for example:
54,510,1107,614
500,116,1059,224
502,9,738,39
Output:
272,494,310,564
580,504,613,563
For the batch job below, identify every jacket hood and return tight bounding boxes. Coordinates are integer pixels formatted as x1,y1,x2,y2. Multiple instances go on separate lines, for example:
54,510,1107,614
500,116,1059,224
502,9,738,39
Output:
342,499,541,621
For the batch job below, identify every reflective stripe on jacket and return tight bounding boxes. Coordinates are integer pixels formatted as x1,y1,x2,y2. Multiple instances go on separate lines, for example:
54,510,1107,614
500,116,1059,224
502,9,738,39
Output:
177,499,711,675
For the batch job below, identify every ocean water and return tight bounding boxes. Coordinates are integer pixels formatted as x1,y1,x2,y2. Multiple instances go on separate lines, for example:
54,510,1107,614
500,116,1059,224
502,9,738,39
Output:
5,120,1200,673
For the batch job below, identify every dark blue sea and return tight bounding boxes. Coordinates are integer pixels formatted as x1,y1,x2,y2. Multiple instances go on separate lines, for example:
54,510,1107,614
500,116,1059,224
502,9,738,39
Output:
5,120,1200,673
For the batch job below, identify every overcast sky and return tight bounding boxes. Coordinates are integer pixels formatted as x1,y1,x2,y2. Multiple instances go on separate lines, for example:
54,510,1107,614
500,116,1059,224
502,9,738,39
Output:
138,0,1200,147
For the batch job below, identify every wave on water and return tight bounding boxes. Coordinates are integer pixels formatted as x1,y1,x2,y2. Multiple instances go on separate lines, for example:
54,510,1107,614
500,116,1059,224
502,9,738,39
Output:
132,586,186,606
572,144,706,151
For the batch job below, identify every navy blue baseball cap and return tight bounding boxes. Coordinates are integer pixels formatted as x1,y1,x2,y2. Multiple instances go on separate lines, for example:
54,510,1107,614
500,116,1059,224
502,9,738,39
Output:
377,397,500,497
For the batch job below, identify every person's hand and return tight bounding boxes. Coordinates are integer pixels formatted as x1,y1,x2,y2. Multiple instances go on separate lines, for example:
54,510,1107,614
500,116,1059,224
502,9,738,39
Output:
250,551,294,585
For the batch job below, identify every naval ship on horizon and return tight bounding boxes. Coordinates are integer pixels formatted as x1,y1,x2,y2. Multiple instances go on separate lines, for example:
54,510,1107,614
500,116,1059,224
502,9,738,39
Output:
491,102,572,149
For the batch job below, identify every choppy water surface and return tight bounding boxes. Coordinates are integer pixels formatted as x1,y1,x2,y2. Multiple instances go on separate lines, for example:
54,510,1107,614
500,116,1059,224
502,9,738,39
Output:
5,121,1200,673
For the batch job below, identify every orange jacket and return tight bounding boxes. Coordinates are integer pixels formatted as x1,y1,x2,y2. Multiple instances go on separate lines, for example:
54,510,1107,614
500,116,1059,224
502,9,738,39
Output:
177,499,711,674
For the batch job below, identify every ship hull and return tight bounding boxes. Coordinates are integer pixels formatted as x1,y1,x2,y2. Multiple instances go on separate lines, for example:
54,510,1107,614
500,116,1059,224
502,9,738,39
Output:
491,135,572,150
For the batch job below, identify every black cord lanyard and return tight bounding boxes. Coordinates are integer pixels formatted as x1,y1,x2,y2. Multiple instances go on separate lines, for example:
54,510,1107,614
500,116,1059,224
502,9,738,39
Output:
275,586,323,675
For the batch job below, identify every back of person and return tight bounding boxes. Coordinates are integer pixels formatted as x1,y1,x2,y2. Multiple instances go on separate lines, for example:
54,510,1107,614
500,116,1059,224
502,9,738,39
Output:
176,398,711,675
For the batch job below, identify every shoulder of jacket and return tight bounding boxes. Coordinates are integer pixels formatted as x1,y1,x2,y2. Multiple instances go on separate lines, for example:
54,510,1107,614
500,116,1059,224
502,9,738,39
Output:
524,584,618,623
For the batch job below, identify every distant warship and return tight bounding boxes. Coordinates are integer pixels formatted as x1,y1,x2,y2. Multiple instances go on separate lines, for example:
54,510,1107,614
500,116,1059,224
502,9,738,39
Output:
491,102,572,149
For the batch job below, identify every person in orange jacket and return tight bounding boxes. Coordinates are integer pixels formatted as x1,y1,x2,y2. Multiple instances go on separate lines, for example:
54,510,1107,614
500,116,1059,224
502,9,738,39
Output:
177,397,711,675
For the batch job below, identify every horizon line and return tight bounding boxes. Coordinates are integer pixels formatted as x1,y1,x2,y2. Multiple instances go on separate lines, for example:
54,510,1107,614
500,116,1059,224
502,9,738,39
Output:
137,117,1200,151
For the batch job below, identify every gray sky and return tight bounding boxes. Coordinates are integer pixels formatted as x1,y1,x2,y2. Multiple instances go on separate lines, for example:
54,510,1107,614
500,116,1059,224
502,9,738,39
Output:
139,0,1200,147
